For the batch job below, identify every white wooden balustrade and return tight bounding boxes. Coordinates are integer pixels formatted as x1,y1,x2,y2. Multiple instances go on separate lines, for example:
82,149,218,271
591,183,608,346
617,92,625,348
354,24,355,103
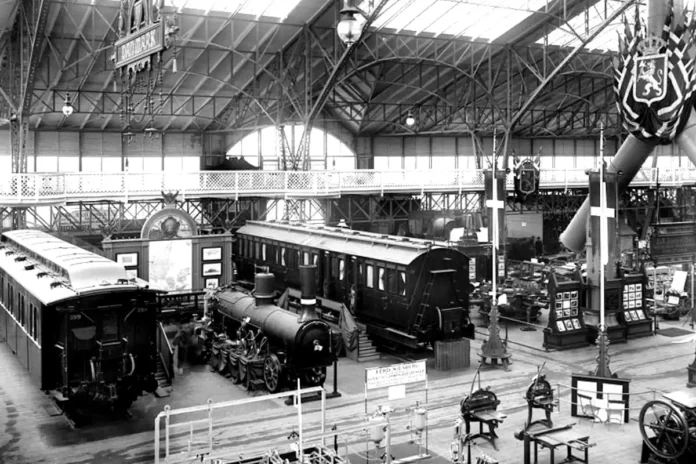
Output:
0,168,692,205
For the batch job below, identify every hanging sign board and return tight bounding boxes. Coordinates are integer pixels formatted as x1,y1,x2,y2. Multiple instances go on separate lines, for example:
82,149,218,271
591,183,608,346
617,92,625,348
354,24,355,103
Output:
115,22,165,69
365,360,426,390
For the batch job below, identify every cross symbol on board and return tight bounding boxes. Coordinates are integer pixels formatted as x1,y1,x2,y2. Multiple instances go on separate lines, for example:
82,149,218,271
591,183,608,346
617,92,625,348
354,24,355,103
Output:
589,205,615,220
486,199,505,210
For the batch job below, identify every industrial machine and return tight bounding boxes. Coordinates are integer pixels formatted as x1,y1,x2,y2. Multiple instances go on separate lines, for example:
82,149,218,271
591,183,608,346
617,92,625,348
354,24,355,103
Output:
639,391,696,463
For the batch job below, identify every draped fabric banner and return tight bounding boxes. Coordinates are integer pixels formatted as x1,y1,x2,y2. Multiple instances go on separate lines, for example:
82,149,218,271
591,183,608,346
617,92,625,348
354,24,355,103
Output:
614,2,696,143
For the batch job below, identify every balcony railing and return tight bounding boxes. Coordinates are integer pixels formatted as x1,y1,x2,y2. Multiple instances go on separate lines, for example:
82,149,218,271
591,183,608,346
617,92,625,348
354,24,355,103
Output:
0,168,692,205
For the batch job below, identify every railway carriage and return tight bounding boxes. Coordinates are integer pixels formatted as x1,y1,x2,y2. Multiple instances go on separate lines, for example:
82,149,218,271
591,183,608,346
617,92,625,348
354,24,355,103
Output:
0,230,162,416
235,221,474,349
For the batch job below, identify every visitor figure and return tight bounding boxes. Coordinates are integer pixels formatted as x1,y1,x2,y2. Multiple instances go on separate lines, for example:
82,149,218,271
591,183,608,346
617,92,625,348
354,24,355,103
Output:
534,236,543,257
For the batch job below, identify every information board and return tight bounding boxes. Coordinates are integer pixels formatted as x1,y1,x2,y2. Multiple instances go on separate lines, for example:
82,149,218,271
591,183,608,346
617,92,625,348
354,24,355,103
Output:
365,361,427,390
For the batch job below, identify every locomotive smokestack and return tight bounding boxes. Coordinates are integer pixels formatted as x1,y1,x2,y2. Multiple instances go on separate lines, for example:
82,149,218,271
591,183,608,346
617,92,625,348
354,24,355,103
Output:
298,265,318,322
254,273,275,306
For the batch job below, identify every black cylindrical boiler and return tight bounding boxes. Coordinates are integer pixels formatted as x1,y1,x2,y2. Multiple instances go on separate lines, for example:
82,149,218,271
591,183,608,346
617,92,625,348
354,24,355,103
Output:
299,265,318,322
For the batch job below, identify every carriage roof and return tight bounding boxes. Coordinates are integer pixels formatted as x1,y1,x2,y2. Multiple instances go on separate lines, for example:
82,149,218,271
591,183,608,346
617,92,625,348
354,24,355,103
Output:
0,230,150,305
237,221,459,266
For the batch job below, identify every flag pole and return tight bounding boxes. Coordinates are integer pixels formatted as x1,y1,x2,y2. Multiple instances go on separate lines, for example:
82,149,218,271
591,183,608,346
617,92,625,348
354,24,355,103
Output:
492,129,498,303
595,121,612,378
600,122,606,334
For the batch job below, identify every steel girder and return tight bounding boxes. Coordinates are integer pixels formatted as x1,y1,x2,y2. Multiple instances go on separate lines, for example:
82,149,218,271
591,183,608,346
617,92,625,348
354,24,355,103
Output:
217,1,635,146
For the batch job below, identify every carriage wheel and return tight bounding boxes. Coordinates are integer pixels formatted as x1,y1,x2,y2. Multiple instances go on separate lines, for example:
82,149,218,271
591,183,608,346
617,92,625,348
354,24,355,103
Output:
263,354,282,393
639,400,689,460
300,367,327,387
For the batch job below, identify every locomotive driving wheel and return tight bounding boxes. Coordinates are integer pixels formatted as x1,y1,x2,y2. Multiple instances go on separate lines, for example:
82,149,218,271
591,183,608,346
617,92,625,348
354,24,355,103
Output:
300,367,327,387
639,399,690,460
263,354,282,393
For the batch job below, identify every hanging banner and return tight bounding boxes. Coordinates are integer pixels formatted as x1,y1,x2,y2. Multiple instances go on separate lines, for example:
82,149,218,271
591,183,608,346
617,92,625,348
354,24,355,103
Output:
365,360,426,390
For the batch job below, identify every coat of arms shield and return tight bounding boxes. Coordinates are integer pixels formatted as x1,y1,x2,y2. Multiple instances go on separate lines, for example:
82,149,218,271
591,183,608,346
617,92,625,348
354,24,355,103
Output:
517,160,538,195
633,54,668,105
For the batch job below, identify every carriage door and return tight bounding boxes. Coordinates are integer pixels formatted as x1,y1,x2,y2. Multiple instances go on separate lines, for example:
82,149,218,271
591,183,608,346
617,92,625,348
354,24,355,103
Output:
335,255,347,302
54,313,68,389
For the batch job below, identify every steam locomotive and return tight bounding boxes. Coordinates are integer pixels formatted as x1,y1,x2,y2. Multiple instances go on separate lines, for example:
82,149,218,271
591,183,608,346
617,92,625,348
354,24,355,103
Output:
235,221,474,349
207,267,335,393
0,230,162,418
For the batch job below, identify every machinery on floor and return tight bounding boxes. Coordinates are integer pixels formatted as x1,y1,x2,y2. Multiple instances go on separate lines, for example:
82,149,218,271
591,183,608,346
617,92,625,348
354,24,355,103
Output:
0,230,162,420
639,390,696,464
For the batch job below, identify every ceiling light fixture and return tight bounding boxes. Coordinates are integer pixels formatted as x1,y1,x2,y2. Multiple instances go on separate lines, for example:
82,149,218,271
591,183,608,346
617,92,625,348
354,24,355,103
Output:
405,110,415,127
62,93,74,117
144,122,161,140
337,0,364,46
122,127,136,145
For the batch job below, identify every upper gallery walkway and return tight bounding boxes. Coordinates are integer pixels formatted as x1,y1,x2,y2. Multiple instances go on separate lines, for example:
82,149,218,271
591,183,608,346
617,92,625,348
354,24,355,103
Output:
0,167,691,206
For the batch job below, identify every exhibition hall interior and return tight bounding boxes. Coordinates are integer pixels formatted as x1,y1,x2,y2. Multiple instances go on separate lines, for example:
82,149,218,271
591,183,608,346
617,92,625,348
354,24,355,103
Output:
3,0,696,463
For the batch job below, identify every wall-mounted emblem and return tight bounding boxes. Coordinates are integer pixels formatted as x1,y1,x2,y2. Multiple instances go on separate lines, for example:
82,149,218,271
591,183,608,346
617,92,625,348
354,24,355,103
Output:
513,149,540,197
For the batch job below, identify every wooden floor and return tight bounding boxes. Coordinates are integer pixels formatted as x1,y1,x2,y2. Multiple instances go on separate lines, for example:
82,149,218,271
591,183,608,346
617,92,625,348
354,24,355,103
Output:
0,316,695,464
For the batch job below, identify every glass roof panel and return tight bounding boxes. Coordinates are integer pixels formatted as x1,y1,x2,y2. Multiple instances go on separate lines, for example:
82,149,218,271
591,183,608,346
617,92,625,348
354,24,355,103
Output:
538,1,646,52
103,0,303,21
367,0,548,41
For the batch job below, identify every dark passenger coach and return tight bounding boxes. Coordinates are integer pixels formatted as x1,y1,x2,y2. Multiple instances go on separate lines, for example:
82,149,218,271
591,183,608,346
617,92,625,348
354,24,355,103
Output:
235,221,474,349
0,230,162,416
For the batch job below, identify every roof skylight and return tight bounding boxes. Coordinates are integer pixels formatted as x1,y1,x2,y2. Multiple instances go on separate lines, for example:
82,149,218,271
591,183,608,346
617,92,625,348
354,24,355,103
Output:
363,0,548,41
539,1,647,52
102,0,302,21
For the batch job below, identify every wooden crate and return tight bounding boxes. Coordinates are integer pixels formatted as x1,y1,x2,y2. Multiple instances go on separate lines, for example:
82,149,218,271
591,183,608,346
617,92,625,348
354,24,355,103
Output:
434,339,470,371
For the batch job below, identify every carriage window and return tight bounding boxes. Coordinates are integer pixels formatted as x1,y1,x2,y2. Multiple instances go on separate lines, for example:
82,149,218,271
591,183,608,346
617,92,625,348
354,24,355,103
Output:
303,252,310,265
358,263,364,286
398,271,407,296
378,267,385,291
0,275,3,303
28,303,32,337
239,239,244,256
281,247,286,266
9,285,13,316
339,259,345,281
262,244,267,261
255,242,260,260
34,305,38,341
386,269,397,294
313,253,319,265
19,294,25,326
366,265,374,288
102,311,118,340
331,256,337,277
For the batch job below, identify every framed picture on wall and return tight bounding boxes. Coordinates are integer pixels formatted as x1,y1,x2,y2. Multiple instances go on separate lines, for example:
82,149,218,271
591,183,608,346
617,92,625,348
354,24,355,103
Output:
125,268,138,280
205,278,219,289
202,247,222,261
202,262,222,276
116,252,138,266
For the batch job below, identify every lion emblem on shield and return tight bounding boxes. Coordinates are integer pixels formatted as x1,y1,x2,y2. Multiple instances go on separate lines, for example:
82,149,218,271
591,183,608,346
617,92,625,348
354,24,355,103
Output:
637,59,664,98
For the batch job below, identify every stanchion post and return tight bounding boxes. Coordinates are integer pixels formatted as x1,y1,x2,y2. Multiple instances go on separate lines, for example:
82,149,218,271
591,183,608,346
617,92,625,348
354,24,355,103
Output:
332,359,340,397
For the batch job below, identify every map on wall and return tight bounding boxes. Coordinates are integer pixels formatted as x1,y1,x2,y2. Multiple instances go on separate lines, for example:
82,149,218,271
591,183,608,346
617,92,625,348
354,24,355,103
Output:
148,239,192,291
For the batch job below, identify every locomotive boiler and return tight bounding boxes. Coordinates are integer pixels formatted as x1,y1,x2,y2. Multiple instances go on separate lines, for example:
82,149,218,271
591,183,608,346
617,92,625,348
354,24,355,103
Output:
209,266,335,393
